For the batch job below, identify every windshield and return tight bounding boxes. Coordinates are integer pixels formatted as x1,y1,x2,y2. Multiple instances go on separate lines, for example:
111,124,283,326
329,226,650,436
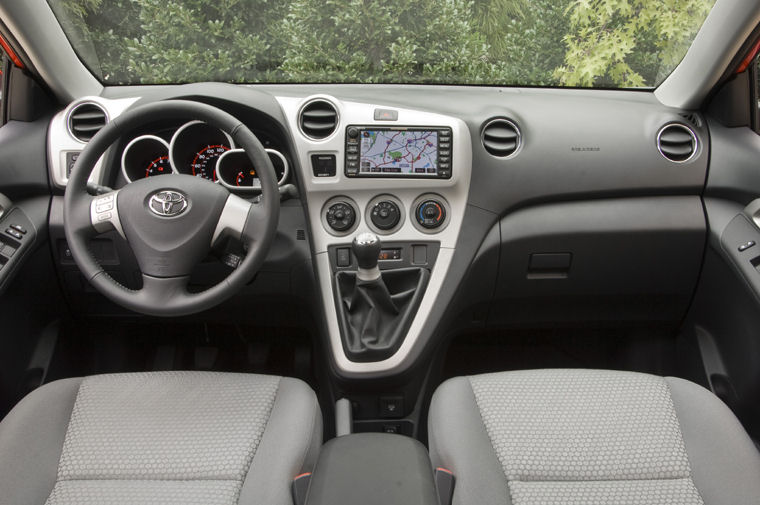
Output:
47,0,715,88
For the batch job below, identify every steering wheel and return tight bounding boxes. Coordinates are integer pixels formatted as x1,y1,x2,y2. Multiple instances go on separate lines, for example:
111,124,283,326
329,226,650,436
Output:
63,100,280,317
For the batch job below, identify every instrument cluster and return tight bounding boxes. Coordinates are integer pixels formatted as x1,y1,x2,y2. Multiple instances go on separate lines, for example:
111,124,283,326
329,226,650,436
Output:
120,121,289,190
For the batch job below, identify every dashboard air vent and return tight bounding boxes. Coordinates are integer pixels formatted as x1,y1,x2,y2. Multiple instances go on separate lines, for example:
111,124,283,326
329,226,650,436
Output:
299,99,338,140
68,102,108,142
657,123,697,163
482,118,521,157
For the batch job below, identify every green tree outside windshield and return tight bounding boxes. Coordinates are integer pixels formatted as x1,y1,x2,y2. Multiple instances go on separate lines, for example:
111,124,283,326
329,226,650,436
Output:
50,0,714,87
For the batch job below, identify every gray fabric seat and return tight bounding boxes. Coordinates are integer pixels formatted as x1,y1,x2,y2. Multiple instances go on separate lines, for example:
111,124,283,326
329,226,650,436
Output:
0,371,322,505
429,369,760,505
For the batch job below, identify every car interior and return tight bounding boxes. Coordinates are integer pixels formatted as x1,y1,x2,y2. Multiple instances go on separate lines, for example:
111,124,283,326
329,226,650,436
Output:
2,0,760,503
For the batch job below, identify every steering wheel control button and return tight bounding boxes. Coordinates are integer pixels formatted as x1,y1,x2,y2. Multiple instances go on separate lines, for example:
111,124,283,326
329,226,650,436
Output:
311,154,337,177
4,228,22,240
738,240,756,252
148,190,188,217
416,200,446,229
370,200,401,230
326,202,356,232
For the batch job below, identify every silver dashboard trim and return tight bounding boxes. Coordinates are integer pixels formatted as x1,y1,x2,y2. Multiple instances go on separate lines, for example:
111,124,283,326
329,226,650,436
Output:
120,135,174,183
276,94,472,376
215,148,289,191
48,96,140,189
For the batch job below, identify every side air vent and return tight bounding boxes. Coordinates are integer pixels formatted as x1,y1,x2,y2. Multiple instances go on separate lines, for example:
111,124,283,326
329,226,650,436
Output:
68,102,108,142
482,118,521,157
299,99,338,140
657,123,697,163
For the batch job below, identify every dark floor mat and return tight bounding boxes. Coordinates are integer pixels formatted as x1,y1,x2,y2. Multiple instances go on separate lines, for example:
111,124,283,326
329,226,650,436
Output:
441,327,680,380
45,320,316,389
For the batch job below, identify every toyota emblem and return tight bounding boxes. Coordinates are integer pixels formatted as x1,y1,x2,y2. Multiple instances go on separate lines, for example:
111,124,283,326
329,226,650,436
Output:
149,190,188,217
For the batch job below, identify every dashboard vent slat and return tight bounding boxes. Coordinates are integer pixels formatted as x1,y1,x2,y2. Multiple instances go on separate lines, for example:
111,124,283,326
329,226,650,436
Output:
657,123,697,163
299,99,338,140
68,103,108,142
482,118,521,157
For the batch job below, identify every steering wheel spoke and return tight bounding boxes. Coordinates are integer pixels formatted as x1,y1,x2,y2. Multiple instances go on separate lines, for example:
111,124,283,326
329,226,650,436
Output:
90,190,126,239
211,194,253,246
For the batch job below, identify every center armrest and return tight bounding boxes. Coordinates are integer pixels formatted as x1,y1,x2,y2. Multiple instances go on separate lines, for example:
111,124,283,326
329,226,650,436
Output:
304,433,439,505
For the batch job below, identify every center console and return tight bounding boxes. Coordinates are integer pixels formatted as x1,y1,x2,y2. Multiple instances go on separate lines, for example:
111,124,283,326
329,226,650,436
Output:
297,433,442,505
277,95,472,379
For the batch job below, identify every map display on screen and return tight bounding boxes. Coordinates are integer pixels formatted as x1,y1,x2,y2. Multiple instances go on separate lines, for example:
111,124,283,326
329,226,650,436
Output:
359,129,439,175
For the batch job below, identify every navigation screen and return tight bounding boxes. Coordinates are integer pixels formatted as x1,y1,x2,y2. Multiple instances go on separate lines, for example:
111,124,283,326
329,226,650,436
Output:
359,129,440,175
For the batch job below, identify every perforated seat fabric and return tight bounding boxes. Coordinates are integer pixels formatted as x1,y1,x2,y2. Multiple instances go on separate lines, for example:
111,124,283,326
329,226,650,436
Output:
0,371,322,505
428,369,760,505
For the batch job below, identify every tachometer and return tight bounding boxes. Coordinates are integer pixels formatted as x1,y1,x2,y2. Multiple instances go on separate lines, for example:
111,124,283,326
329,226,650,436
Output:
145,155,171,177
121,135,173,182
169,121,234,180
216,148,289,191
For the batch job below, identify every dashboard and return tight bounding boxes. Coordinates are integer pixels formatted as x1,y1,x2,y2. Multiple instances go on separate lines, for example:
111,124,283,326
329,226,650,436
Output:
43,83,710,378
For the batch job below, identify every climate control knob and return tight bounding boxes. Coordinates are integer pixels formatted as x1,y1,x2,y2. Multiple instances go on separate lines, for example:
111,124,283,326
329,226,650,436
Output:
370,200,401,230
326,202,356,232
415,200,446,229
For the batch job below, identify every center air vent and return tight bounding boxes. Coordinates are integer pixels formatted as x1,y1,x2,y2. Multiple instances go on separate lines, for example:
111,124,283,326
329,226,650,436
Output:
299,99,338,140
68,102,108,142
657,123,697,163
482,118,521,157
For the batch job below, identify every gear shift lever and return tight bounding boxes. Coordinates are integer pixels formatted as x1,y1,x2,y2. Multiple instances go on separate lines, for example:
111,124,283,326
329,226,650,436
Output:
352,232,382,281
336,232,431,361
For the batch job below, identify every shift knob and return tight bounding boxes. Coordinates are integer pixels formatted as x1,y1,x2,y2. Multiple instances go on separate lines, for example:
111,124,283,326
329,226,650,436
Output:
352,232,381,272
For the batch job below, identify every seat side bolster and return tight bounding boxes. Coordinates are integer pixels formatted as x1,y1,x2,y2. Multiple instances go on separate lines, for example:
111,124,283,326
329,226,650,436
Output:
0,377,83,505
238,377,322,505
428,376,511,505
666,376,760,505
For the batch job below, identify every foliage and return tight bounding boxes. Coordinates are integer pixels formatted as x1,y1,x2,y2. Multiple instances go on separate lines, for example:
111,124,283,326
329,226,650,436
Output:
555,0,714,87
49,0,715,87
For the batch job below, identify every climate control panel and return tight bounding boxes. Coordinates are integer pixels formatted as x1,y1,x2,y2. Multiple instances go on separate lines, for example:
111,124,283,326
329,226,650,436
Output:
322,193,450,235
322,196,360,236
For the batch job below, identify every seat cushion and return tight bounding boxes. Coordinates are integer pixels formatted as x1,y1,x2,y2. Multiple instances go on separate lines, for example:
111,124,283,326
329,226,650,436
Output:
428,369,760,505
0,371,322,505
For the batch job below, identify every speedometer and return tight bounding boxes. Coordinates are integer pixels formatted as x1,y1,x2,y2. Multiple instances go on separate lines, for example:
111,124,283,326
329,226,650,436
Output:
169,121,234,180
191,145,230,181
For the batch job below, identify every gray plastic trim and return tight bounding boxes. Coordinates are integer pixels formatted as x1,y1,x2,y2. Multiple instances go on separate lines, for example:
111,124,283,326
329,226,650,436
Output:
655,0,760,109
120,135,174,183
48,96,140,188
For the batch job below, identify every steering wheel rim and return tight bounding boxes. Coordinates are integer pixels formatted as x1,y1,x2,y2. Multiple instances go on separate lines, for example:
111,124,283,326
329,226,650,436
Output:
63,100,280,317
